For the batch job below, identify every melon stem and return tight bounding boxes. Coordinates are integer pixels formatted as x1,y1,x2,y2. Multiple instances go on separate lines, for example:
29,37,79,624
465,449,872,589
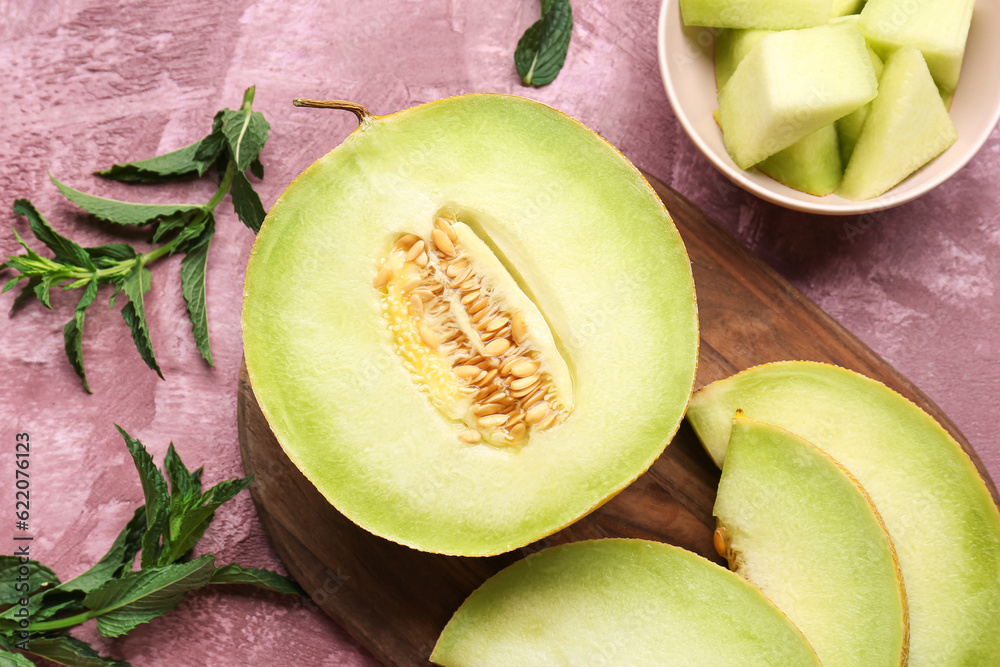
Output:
292,98,372,125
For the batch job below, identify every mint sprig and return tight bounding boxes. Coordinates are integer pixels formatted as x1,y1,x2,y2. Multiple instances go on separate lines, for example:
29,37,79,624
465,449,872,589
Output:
515,0,573,87
0,427,303,666
0,87,270,392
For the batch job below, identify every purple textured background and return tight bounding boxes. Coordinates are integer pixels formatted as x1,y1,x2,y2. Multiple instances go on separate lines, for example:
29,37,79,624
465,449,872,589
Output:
2,1,998,665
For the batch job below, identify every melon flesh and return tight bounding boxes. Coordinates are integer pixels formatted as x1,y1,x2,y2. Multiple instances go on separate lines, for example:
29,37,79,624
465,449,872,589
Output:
718,21,878,168
431,539,821,666
716,416,908,666
835,16,886,164
686,361,1000,666
859,0,974,93
715,28,772,90
242,95,699,556
757,124,843,196
838,46,957,201
681,0,833,30
831,0,866,15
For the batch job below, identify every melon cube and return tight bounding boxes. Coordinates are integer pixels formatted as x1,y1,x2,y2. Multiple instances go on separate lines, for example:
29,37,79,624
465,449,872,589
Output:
859,0,974,93
838,46,958,200
681,0,833,30
718,22,878,169
715,29,773,90
758,124,843,196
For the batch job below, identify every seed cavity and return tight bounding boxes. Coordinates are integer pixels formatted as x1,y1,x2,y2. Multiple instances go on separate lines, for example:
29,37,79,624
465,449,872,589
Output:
374,216,574,447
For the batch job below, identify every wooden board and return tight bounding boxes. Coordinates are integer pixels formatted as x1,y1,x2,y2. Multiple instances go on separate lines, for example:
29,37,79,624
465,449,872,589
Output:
237,172,999,667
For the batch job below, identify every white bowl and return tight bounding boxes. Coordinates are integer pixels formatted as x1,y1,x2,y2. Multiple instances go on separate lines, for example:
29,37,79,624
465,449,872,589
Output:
657,0,1000,215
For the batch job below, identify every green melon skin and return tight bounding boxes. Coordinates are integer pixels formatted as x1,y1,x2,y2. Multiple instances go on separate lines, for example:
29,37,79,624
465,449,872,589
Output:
242,94,699,557
756,124,843,196
838,46,957,201
718,21,878,168
716,416,908,667
681,0,833,30
686,361,1000,666
431,539,821,666
859,0,974,93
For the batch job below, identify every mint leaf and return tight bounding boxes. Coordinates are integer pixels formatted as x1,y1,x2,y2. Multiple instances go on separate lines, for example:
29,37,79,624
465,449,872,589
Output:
230,170,265,233
219,88,270,172
5,508,149,624
160,475,253,566
0,591,82,629
82,555,215,638
169,210,212,256
0,644,35,667
250,157,264,179
0,558,60,604
63,279,99,393
117,426,170,569
210,564,305,596
515,0,573,87
149,209,203,245
97,135,224,183
18,634,130,667
119,264,162,379
85,243,137,267
179,215,214,365
50,177,204,227
32,275,56,309
164,443,203,501
59,507,146,595
13,199,94,270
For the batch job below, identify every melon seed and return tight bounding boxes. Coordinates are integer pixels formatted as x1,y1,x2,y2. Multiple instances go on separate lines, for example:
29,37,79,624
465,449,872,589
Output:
484,339,511,356
714,526,728,559
511,360,540,377
432,228,456,257
459,430,482,444
436,217,458,242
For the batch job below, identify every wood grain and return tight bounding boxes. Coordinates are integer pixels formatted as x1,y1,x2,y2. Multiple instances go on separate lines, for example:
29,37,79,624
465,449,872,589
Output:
237,172,998,667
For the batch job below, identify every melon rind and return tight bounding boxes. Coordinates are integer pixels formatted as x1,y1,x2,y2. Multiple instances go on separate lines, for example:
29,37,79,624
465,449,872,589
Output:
716,416,908,667
242,94,699,556
431,539,821,666
686,360,1000,666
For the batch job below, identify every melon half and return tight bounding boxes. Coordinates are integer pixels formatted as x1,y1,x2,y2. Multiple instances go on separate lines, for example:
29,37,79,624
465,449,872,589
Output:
242,94,699,556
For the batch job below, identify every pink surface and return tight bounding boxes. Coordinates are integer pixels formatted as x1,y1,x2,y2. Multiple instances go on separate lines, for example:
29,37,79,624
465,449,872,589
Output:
1,1,998,665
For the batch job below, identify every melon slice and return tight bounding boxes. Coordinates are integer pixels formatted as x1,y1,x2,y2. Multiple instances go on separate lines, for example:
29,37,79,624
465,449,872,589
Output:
757,124,843,196
686,361,1000,665
718,21,877,168
680,0,833,30
431,539,821,666
242,94,699,556
838,46,957,200
859,0,974,93
715,415,908,666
